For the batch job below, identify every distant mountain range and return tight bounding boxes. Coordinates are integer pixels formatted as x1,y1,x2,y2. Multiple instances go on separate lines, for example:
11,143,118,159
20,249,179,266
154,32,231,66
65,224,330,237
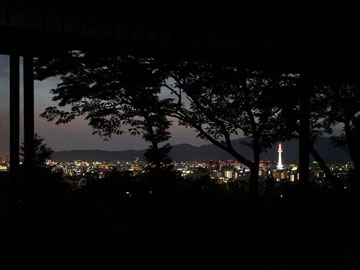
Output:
52,137,350,164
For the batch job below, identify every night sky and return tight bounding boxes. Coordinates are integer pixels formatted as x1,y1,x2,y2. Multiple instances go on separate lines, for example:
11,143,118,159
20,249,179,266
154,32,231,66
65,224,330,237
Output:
0,54,210,158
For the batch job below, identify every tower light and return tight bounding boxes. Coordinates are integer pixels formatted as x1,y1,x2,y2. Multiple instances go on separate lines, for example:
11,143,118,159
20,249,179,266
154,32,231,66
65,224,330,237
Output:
277,143,284,170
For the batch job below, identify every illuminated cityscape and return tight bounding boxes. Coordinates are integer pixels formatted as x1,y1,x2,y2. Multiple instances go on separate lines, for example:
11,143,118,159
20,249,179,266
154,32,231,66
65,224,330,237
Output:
1,157,344,192
0,144,353,189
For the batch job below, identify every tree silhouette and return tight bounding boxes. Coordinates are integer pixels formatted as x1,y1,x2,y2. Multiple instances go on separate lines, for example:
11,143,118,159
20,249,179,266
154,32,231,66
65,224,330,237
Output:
162,61,294,196
317,84,360,192
279,82,343,191
20,133,53,168
281,82,360,193
34,51,173,169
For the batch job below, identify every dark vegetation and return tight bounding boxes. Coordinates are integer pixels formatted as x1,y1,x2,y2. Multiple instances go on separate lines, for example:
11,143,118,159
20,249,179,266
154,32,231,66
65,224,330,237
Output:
4,136,359,269
5,51,360,268
6,166,360,269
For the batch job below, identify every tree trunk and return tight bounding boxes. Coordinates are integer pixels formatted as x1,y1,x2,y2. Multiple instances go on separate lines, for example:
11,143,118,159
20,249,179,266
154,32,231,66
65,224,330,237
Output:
309,144,344,193
143,114,161,168
344,121,360,194
249,163,259,198
249,150,260,198
299,87,310,192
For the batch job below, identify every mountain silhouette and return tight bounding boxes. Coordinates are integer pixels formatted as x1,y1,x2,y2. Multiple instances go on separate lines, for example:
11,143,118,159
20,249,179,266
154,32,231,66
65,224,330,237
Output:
52,137,350,164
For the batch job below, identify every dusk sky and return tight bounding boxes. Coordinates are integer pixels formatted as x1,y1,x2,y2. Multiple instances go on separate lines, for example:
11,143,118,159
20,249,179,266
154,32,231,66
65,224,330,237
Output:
0,54,213,157
0,54,344,159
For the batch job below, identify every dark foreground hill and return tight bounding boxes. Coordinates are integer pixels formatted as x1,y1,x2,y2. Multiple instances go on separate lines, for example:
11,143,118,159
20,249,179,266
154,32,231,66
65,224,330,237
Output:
52,137,350,163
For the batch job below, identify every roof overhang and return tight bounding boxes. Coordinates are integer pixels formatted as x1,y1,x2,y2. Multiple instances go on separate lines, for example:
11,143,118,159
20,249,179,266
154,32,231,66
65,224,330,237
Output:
1,1,360,80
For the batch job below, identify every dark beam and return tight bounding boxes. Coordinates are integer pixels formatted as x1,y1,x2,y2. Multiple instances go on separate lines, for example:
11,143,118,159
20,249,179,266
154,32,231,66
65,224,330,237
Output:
9,54,20,223
10,55,20,174
23,56,34,175
8,54,21,266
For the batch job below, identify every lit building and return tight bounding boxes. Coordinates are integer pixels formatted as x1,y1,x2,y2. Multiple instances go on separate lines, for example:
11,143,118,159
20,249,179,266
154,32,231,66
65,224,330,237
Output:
276,143,284,170
224,169,233,179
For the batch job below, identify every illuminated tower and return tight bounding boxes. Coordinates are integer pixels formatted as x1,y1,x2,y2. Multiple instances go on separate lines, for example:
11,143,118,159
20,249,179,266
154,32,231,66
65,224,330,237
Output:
276,143,284,170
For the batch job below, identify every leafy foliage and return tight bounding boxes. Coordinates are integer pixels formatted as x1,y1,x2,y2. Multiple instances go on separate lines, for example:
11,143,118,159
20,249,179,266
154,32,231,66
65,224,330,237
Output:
35,51,173,168
163,61,295,166
158,61,298,196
